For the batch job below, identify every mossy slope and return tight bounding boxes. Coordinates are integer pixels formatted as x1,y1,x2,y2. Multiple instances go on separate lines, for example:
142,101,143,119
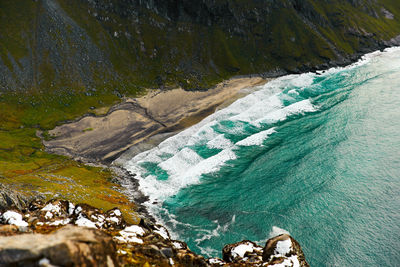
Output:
0,0,400,218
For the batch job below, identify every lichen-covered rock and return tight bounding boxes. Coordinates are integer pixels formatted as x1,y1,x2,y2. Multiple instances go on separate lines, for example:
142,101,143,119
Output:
36,199,71,226
105,207,126,230
0,210,28,227
262,234,309,267
0,199,309,266
0,225,117,266
73,203,106,229
222,240,263,264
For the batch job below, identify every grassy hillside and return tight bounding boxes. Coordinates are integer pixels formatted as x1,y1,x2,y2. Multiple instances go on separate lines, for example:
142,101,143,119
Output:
0,0,399,213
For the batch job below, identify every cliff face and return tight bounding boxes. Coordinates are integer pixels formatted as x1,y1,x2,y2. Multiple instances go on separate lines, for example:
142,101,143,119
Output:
1,0,400,95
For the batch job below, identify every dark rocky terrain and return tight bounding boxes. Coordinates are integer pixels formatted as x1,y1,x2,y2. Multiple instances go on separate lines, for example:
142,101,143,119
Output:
0,199,309,266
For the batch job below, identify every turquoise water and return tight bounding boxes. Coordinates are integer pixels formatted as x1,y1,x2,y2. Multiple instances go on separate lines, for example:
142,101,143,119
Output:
123,48,400,266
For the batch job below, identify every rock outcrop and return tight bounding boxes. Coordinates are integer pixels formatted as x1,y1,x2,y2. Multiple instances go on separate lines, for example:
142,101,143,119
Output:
0,225,117,266
0,198,309,266
0,184,30,212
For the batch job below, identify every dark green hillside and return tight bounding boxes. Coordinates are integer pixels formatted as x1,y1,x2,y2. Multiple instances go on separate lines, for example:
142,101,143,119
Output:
0,0,399,213
1,0,400,95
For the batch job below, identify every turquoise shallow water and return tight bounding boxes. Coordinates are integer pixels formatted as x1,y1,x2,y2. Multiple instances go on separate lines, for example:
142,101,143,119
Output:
123,48,400,266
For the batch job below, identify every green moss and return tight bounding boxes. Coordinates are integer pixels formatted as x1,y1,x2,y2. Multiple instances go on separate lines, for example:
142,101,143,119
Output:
82,127,93,132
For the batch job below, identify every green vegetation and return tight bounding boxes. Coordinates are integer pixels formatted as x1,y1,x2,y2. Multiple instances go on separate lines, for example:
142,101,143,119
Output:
0,99,138,222
0,0,399,220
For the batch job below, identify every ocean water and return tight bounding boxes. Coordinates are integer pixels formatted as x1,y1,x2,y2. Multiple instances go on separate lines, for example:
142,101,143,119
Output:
122,47,400,266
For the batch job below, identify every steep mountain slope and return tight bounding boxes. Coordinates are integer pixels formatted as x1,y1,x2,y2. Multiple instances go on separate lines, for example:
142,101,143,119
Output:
1,0,400,96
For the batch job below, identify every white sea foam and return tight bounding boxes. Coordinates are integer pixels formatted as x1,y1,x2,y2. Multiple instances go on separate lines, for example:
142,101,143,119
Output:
275,239,292,255
269,226,290,238
253,99,317,126
118,46,400,257
158,147,203,176
136,147,238,205
194,215,236,244
122,70,321,222
207,134,233,149
286,73,314,88
121,49,400,240
236,128,276,146
288,89,299,95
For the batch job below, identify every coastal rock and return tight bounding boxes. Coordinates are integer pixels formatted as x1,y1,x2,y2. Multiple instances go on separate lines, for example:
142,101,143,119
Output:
222,240,263,263
0,225,117,266
104,207,126,230
262,234,309,267
36,199,71,224
0,210,28,227
73,203,107,229
0,199,309,266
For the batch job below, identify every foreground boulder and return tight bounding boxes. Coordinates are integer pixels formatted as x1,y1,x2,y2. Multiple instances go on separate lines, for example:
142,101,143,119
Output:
0,225,117,266
0,199,308,266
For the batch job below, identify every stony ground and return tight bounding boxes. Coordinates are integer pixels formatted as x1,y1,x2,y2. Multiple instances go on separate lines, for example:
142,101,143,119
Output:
0,199,309,266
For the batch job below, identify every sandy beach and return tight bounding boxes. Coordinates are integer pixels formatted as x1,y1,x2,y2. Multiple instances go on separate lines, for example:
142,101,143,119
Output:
42,77,269,164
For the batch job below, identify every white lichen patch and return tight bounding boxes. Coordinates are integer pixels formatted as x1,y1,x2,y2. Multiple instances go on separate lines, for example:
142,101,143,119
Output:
275,239,292,255
42,203,62,215
172,241,183,249
75,217,97,228
47,218,71,226
42,203,61,212
38,257,57,267
106,216,119,223
68,202,75,215
208,258,225,265
117,249,128,255
45,211,53,220
267,255,300,267
154,225,169,239
2,211,28,227
122,225,145,236
114,234,143,244
114,225,146,244
91,214,105,225
231,242,255,258
74,206,82,214
110,209,122,216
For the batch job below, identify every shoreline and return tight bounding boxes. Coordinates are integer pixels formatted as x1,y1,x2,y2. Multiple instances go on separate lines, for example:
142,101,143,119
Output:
111,45,400,226
42,76,269,165
40,45,400,223
40,38,400,167
40,76,270,222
